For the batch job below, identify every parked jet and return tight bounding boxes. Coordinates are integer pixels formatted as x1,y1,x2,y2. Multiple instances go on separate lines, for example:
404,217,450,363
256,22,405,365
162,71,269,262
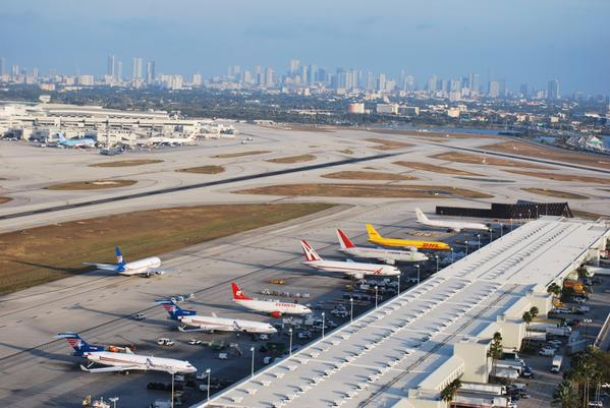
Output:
57,333,196,374
159,300,277,334
58,133,96,148
336,229,428,264
231,283,311,319
300,240,400,278
415,208,489,232
84,246,165,277
366,224,451,251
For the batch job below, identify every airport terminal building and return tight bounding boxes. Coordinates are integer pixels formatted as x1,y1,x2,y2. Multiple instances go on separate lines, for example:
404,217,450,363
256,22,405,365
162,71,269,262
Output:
195,217,610,408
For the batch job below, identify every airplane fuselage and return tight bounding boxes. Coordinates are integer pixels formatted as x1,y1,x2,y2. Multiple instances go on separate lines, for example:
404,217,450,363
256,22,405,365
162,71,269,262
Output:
304,259,400,277
369,237,451,251
417,219,489,232
85,351,196,374
233,299,311,316
179,315,277,334
119,257,162,275
340,247,428,263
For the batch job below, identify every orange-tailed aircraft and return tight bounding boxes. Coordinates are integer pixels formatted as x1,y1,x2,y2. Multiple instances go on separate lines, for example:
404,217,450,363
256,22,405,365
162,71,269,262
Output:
366,224,451,251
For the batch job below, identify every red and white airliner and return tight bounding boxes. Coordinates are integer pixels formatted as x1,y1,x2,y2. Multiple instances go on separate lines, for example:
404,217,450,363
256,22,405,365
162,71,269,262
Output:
300,240,401,279
336,229,428,264
231,282,312,319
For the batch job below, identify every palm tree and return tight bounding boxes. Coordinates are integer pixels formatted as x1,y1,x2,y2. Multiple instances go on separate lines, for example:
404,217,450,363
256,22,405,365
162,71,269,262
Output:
529,306,539,319
551,380,579,408
487,332,503,378
522,311,532,328
440,378,462,404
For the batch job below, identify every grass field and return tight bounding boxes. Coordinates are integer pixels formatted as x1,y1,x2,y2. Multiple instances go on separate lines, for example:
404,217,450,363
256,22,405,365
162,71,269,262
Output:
321,171,416,181
394,161,481,176
213,150,271,159
0,203,333,295
522,188,588,200
238,183,492,199
267,154,316,164
505,170,610,185
572,210,609,220
338,149,354,155
177,165,225,174
432,152,550,169
89,159,164,168
0,197,12,204
46,180,138,190
483,141,610,171
365,138,413,151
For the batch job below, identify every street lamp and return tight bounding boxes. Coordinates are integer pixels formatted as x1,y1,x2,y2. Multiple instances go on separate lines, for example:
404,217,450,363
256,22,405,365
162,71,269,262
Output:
321,312,326,338
415,265,420,284
349,297,354,323
374,285,379,308
490,228,493,242
450,248,454,263
288,328,293,356
435,255,439,273
206,368,211,402
465,241,469,255
476,234,481,250
250,346,255,378
397,273,401,296
170,370,176,408
500,223,503,237
109,397,119,408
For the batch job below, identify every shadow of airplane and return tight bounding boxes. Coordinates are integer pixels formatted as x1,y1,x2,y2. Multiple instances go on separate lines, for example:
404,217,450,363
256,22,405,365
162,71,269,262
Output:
14,260,110,277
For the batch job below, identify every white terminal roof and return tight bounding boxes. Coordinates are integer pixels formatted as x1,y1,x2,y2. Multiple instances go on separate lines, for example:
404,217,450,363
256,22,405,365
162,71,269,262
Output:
196,217,609,408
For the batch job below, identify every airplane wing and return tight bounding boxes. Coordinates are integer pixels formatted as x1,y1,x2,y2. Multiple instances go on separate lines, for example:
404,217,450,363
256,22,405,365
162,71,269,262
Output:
120,269,168,277
80,364,142,373
83,263,117,271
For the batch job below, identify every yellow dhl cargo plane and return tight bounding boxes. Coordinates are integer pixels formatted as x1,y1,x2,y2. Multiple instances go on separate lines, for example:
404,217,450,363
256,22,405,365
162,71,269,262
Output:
366,224,451,251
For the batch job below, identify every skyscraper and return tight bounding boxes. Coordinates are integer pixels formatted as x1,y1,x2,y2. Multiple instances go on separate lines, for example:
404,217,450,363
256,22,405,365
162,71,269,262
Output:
107,55,117,79
547,79,560,100
289,59,301,76
0,57,6,76
146,61,156,84
132,57,143,81
116,61,123,82
488,81,501,98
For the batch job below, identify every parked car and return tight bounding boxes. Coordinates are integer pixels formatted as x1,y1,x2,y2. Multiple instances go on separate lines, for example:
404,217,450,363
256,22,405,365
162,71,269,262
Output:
521,366,534,379
157,338,175,347
132,313,145,321
217,353,229,360
188,339,203,345
539,347,556,356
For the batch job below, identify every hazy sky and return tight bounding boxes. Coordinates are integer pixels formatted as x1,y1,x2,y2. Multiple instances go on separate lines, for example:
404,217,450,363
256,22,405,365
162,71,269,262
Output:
1,0,609,94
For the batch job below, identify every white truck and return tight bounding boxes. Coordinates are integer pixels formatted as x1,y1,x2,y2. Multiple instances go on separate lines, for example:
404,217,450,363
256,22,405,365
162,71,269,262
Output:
460,382,506,396
551,355,563,373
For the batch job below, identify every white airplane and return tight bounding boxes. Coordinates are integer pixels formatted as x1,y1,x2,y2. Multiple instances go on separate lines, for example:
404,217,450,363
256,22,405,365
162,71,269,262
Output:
300,240,401,279
415,208,490,233
336,229,429,264
232,283,312,319
57,333,196,374
84,246,165,277
158,300,277,334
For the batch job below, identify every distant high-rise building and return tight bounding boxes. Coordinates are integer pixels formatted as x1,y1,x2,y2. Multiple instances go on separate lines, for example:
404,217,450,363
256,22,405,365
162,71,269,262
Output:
192,73,203,87
289,59,301,76
547,79,560,100
11,64,20,78
132,57,143,81
377,73,386,92
146,61,156,84
264,67,275,88
116,61,123,82
0,57,6,76
519,83,528,98
427,75,438,93
469,73,480,94
488,80,501,98
107,55,117,79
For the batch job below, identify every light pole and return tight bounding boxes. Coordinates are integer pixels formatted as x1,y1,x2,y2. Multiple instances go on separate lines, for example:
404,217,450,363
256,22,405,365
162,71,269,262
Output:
450,248,454,263
321,312,326,338
349,297,354,323
170,371,175,408
465,241,469,255
435,255,439,273
477,234,481,250
288,328,293,356
415,265,420,284
374,286,379,308
250,346,255,378
500,223,503,237
397,273,401,296
109,397,119,408
206,368,211,402
490,228,493,242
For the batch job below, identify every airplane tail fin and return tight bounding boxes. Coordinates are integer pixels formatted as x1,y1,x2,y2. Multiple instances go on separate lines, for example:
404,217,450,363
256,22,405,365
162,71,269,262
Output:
56,332,101,356
336,229,356,250
158,300,196,320
415,208,429,223
115,246,125,265
231,282,251,301
366,224,382,240
58,132,66,142
300,240,322,262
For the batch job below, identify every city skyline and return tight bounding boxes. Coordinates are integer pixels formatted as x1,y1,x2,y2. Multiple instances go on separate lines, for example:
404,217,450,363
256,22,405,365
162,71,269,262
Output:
0,0,609,95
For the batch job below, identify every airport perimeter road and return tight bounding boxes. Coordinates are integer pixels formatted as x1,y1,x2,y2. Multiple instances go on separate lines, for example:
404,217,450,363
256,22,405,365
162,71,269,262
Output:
0,201,454,407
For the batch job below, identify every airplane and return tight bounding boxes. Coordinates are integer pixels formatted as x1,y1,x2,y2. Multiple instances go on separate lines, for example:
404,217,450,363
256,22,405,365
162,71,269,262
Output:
158,300,277,334
58,132,96,148
84,246,166,277
366,224,451,251
336,229,429,264
231,282,312,319
56,333,196,374
300,240,401,279
415,208,490,233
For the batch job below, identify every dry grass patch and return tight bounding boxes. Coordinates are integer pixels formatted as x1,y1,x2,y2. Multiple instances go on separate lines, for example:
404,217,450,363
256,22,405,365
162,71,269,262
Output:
322,171,416,181
505,170,610,185
432,152,550,169
339,148,354,155
0,197,12,204
267,154,316,164
0,203,333,295
572,210,609,220
522,188,588,200
89,159,163,168
368,129,494,140
46,180,137,191
365,138,413,151
238,183,492,199
178,165,225,174
483,141,610,170
394,161,481,176
213,150,271,159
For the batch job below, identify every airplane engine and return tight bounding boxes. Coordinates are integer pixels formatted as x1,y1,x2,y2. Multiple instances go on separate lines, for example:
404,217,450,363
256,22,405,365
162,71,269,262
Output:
271,311,282,319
